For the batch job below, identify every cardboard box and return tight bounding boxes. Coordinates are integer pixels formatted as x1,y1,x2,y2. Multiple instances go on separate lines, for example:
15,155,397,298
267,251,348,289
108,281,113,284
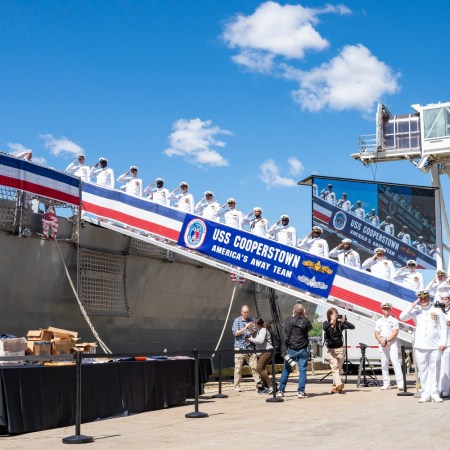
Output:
51,338,75,355
26,341,52,356
0,337,28,353
75,342,98,354
46,326,78,339
27,329,53,341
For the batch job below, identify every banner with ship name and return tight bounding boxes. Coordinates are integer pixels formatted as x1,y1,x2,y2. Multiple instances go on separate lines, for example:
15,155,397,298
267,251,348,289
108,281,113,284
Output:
0,153,80,205
177,214,339,297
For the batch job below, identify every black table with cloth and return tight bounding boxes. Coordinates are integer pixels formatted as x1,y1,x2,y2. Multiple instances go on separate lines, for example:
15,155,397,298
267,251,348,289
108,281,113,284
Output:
0,358,211,435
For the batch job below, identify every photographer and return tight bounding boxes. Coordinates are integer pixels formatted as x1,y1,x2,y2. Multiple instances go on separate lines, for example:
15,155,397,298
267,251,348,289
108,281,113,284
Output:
277,303,312,399
323,308,355,394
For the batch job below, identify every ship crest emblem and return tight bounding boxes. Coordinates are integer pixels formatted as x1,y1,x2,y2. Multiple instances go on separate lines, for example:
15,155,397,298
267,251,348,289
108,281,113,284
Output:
333,211,347,231
184,218,207,249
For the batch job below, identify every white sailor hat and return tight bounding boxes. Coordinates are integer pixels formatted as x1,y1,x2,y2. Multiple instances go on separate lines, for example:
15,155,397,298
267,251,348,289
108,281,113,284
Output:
99,157,108,162
130,165,138,171
407,260,417,266
374,247,385,254
342,238,352,244
312,225,323,233
441,291,450,299
204,191,213,196
281,214,289,220
416,289,430,298
253,206,262,212
156,178,164,183
227,198,236,203
77,153,85,158
381,302,392,308
180,181,189,188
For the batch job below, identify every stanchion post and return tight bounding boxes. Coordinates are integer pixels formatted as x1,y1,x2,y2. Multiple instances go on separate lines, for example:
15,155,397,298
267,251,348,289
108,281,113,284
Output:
62,351,94,444
212,350,228,399
397,345,414,397
185,348,209,418
267,347,283,403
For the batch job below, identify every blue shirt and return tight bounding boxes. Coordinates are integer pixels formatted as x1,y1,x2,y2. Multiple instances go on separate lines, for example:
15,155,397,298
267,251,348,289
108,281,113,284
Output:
232,315,254,350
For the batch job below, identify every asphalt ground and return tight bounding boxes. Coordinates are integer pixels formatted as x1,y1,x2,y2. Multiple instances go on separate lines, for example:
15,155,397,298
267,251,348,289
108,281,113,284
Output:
1,372,448,449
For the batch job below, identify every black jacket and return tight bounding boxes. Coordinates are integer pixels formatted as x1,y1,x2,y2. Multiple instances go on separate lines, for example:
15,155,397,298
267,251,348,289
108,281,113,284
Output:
284,315,312,350
323,320,355,349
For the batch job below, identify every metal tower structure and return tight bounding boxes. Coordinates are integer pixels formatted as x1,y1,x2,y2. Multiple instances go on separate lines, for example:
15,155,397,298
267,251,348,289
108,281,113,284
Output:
351,101,450,270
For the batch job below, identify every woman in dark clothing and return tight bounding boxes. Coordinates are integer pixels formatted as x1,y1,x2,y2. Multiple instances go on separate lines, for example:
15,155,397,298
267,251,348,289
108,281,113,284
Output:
323,307,355,394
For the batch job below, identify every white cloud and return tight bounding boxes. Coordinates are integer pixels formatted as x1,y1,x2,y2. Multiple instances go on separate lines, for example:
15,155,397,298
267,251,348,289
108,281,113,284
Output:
6,142,47,165
222,1,350,72
259,158,302,188
164,118,231,167
287,157,304,176
289,44,400,113
39,134,84,157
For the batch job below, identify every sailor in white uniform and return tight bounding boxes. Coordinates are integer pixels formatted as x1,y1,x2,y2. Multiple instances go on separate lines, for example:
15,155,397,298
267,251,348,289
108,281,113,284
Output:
218,198,243,229
242,207,269,238
397,226,411,245
393,260,424,291
362,247,395,281
426,270,449,303
400,290,447,403
298,225,329,258
117,166,143,197
90,157,115,189
268,215,296,247
374,302,404,390
438,292,450,397
380,216,395,236
194,191,220,221
65,153,90,182
144,178,170,206
336,192,351,212
365,209,380,228
329,238,361,268
16,150,33,161
169,181,194,213
320,184,336,205
414,236,428,254
351,200,365,220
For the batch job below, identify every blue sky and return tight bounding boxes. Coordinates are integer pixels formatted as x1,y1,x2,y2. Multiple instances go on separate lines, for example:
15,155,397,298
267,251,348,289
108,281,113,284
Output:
1,0,449,241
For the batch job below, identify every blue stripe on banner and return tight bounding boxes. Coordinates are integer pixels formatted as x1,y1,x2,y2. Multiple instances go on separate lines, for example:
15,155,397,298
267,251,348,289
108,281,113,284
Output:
177,214,339,297
81,182,186,222
0,153,80,188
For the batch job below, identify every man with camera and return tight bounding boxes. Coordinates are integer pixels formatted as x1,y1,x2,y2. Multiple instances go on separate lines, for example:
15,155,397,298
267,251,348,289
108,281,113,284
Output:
231,305,261,392
400,290,447,403
277,303,312,399
374,302,404,390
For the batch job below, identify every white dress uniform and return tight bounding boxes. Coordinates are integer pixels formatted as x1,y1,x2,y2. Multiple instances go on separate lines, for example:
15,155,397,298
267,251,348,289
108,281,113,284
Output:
336,198,351,212
298,236,329,258
90,167,115,189
242,214,269,238
400,304,447,401
398,231,411,245
374,315,404,388
366,214,380,228
268,223,297,247
352,207,365,220
144,187,170,206
393,268,424,291
361,257,396,281
169,192,194,213
439,308,450,396
382,223,395,236
416,242,428,253
321,190,336,205
329,247,361,268
16,151,32,161
426,279,450,302
117,173,143,197
218,208,243,229
194,199,220,221
65,161,90,182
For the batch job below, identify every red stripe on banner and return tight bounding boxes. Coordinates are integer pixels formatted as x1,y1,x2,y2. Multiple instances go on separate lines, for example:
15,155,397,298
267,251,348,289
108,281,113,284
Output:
0,175,79,205
82,201,180,241
313,209,331,224
330,285,414,326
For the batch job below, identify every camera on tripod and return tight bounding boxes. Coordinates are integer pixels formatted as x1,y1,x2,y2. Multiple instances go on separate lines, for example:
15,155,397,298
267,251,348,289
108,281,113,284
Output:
283,353,297,368
359,343,369,350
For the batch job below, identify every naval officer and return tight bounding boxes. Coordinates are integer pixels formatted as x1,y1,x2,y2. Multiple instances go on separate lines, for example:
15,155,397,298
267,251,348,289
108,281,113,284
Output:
243,207,269,238
298,225,329,258
329,238,361,268
268,214,297,247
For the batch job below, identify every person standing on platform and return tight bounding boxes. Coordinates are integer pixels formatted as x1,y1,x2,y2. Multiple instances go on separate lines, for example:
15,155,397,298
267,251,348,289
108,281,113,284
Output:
144,178,170,206
90,157,115,189
362,248,395,281
320,183,336,205
169,181,194,213
336,192,351,212
329,238,361,268
323,308,355,394
277,303,312,399
65,153,90,182
397,226,411,245
243,207,269,238
374,302,404,390
298,225,329,258
393,260,424,291
414,236,428,254
194,191,220,221
426,269,449,302
400,290,447,403
16,150,33,161
117,166,143,197
350,200,365,219
232,305,261,392
365,209,380,228
218,198,243,229
268,214,297,247
380,216,395,235
438,292,450,397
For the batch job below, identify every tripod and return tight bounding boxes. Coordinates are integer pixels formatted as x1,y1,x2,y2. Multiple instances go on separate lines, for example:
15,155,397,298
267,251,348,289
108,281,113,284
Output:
320,329,351,382
356,343,379,387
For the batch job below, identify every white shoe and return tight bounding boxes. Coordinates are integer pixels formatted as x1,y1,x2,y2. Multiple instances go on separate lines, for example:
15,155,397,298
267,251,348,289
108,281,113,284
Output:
419,395,431,403
431,395,443,403
397,385,404,390
381,384,391,390
277,391,284,398
234,387,241,392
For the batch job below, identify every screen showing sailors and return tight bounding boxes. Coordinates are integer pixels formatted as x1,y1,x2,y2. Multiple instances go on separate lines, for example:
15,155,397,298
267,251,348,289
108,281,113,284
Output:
329,238,360,268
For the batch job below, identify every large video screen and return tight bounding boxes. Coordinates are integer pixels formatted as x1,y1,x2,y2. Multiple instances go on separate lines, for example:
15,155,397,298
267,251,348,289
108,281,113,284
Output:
311,177,437,269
